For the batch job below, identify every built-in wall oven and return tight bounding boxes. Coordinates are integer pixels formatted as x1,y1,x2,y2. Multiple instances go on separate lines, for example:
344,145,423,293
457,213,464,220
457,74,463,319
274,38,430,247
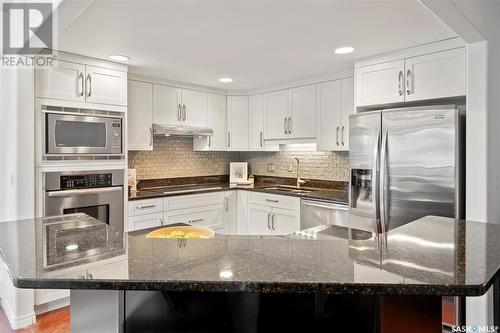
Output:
44,170,124,232
44,110,123,156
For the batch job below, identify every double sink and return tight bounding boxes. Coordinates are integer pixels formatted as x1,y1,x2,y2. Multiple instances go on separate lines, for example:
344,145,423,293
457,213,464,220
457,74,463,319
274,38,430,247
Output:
262,185,319,195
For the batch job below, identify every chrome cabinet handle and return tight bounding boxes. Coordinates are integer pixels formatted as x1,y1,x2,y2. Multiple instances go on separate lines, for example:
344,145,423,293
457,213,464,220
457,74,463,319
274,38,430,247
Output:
284,117,287,135
190,218,204,223
177,104,181,121
406,69,412,95
336,126,339,146
260,131,263,148
150,127,153,147
224,196,229,212
78,72,84,97
341,126,345,146
265,198,279,203
288,117,292,134
227,132,231,148
86,74,91,97
160,218,164,224
271,213,275,230
182,105,187,121
267,212,271,229
137,204,156,210
208,136,211,148
398,71,403,96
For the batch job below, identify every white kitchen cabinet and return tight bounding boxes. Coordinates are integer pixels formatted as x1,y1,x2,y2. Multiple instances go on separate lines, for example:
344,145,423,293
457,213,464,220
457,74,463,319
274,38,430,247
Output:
272,208,300,235
129,198,163,216
404,48,466,102
128,80,153,151
289,85,316,139
264,90,289,140
248,94,279,151
153,85,181,124
165,205,224,230
35,60,127,107
316,80,342,151
88,261,128,279
248,204,273,235
227,96,249,151
355,60,405,107
181,89,208,127
35,60,86,102
85,66,128,106
222,191,238,234
193,94,227,151
340,77,354,150
128,212,163,231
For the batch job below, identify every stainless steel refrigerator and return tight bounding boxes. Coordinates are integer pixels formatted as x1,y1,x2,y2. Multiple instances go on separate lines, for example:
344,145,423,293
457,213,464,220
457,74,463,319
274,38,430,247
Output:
348,105,465,234
348,105,465,328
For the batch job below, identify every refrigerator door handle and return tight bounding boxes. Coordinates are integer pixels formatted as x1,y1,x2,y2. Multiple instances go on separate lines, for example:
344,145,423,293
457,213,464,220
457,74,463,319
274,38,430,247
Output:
379,129,388,234
372,129,381,233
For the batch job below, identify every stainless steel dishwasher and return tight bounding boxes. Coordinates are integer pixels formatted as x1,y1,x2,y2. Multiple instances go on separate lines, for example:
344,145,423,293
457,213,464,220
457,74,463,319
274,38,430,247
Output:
300,199,349,230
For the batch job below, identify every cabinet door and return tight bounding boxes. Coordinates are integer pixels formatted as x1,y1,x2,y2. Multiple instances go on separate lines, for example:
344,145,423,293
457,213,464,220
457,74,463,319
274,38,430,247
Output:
355,60,405,106
405,48,466,102
222,191,238,235
181,89,207,127
85,66,127,106
35,60,85,101
227,96,249,151
340,77,354,150
166,205,224,230
193,94,226,151
153,84,182,124
248,204,272,235
289,85,316,139
127,80,153,151
249,95,279,151
316,80,342,151
272,208,300,235
264,90,289,140
89,261,127,279
128,212,163,231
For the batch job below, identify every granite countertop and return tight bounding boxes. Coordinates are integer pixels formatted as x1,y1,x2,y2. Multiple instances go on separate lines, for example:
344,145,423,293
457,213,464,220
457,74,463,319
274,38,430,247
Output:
1,213,500,296
128,180,349,204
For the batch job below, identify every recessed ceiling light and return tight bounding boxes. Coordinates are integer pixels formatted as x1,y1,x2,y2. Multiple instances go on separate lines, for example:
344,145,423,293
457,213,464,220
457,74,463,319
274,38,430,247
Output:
219,270,233,279
219,77,233,83
109,54,129,61
334,46,355,55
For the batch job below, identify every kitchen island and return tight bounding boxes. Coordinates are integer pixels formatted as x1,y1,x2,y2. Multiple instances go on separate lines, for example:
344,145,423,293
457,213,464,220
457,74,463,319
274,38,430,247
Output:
1,213,499,333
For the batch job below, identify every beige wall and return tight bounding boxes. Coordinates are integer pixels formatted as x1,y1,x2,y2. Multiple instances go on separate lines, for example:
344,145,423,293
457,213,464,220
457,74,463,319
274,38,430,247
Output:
129,137,350,181
242,151,349,181
128,136,239,180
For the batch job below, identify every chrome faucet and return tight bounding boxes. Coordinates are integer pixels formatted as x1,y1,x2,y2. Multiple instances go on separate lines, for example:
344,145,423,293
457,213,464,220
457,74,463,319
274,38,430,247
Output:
288,157,306,188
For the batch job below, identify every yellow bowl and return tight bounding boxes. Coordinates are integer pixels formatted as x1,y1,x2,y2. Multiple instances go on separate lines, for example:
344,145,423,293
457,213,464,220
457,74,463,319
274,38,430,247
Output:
146,226,215,239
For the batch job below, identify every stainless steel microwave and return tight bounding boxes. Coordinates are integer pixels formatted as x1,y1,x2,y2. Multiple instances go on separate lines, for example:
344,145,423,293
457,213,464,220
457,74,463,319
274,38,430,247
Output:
45,112,123,155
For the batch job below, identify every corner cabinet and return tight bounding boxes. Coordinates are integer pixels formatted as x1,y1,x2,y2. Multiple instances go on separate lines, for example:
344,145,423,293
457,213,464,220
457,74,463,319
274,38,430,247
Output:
355,47,465,107
248,94,279,151
227,96,249,151
194,93,227,151
35,59,127,107
128,80,153,151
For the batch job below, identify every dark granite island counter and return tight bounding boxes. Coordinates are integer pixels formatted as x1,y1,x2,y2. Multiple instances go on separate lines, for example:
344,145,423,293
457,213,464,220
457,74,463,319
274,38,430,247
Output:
1,213,500,333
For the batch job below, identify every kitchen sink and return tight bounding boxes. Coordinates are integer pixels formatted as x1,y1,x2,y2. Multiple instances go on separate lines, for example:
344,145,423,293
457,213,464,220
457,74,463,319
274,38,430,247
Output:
264,186,318,194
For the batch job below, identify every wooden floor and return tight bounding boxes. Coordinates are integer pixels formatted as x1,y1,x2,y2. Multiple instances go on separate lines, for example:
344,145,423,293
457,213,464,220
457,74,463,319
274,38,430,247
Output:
0,306,70,333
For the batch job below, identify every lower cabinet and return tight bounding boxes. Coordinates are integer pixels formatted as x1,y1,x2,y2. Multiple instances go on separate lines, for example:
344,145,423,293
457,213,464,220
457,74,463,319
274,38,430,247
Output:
165,205,224,231
128,213,163,231
248,204,300,235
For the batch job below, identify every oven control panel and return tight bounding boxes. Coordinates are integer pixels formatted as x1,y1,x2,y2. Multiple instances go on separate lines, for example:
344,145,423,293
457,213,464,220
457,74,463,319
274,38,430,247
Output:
60,174,112,189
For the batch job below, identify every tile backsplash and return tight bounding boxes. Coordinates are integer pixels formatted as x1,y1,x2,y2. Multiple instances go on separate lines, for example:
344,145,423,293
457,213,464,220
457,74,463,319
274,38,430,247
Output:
128,137,350,182
241,151,349,182
128,136,239,180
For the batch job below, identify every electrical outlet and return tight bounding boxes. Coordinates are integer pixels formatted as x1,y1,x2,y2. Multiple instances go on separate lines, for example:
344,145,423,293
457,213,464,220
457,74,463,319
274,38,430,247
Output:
267,163,275,172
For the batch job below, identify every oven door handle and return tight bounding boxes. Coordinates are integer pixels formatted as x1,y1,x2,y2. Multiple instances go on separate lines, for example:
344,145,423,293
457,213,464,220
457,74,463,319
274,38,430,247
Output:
47,187,122,198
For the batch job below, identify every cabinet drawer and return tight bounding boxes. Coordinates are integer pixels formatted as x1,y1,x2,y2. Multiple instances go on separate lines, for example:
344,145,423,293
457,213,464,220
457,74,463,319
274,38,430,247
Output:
164,192,224,211
248,192,300,211
88,261,127,279
128,198,163,216
165,205,223,230
128,212,163,231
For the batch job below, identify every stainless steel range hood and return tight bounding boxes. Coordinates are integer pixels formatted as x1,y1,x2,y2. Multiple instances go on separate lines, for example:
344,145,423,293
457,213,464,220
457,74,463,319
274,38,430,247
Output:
153,123,213,137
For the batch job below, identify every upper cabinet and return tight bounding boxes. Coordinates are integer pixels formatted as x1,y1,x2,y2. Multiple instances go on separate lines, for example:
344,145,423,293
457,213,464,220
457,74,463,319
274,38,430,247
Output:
152,85,207,127
248,94,279,151
316,77,354,151
227,96,249,151
193,94,227,151
128,80,153,151
264,84,316,142
35,59,127,107
355,47,466,107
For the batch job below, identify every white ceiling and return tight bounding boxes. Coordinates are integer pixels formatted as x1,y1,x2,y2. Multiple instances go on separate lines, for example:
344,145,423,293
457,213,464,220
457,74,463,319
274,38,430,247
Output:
59,0,456,91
